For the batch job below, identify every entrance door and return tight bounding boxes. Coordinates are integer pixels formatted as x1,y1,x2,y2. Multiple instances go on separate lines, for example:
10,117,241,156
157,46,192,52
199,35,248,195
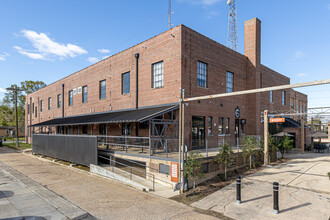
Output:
192,116,205,149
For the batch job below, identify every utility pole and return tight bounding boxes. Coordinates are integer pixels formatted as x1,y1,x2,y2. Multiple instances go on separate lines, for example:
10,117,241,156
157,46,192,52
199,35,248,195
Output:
264,110,269,165
6,85,23,149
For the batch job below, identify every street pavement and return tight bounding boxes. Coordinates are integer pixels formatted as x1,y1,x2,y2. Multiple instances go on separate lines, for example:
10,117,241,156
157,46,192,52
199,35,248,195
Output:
0,147,218,220
192,152,330,220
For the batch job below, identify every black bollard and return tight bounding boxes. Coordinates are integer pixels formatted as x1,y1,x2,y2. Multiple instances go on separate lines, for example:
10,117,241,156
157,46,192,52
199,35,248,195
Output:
236,176,241,204
273,182,279,214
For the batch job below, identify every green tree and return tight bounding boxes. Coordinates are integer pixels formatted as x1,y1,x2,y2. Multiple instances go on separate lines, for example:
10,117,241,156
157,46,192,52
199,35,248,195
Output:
184,150,204,194
216,142,233,180
277,135,293,159
260,134,277,162
242,136,261,169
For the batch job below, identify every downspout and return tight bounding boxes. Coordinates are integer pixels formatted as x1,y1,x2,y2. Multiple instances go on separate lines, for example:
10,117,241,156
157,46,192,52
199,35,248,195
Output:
62,84,64,134
30,97,32,142
135,53,139,136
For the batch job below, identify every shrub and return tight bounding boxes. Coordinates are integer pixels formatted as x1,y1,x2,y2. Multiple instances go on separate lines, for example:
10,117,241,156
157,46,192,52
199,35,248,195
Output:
184,150,204,194
216,142,233,180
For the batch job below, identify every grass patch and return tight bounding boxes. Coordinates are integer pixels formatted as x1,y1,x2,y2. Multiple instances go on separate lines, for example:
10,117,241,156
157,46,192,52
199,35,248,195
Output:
2,142,31,151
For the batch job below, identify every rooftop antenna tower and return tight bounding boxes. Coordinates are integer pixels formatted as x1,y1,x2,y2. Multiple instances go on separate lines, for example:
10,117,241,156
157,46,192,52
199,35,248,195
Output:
168,0,172,29
227,0,238,51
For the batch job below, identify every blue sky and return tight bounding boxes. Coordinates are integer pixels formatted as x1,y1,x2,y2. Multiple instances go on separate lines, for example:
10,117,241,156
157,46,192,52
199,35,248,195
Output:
0,0,330,107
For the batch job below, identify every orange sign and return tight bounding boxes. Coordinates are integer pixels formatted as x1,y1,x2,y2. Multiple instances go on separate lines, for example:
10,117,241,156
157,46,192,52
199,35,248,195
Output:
269,118,285,123
171,162,179,183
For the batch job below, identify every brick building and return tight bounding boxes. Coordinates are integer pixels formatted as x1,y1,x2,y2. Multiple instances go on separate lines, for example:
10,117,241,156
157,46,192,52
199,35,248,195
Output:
26,17,306,151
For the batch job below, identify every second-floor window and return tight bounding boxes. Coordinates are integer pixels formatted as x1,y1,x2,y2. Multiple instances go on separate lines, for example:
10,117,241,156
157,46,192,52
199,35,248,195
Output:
58,94,61,108
82,86,87,103
69,90,73,106
48,97,51,110
270,91,273,103
297,105,299,113
99,80,106,99
282,91,286,105
122,72,130,94
197,61,207,88
35,107,37,117
226,72,234,93
40,100,43,112
152,61,163,88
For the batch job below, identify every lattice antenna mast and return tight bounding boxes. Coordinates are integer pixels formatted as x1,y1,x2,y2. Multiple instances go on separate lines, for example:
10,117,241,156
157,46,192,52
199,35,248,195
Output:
227,0,238,51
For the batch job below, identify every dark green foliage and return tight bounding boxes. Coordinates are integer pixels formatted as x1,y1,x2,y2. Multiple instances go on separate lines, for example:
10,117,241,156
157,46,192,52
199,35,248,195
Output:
215,142,233,180
184,150,204,194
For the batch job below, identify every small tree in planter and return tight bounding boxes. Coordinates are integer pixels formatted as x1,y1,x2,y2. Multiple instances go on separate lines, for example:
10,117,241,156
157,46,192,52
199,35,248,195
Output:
242,136,260,169
277,135,293,159
184,150,204,194
216,142,233,180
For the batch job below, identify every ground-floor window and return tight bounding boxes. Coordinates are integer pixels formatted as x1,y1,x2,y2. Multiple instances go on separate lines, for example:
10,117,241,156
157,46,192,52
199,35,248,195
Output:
208,117,213,136
122,123,131,136
225,118,230,134
82,125,88,134
99,124,106,135
192,116,205,149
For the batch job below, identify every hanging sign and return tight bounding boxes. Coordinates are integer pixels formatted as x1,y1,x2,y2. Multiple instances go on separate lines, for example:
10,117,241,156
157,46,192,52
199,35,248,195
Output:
269,118,285,123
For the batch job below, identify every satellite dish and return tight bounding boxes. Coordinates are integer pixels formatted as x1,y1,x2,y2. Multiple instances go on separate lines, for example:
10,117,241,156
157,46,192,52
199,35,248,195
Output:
227,0,232,5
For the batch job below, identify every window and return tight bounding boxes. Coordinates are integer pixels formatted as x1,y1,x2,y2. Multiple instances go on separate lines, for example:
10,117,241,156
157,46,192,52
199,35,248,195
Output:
69,90,73,106
99,124,106,135
122,72,130,94
225,118,230,134
40,100,43,112
218,117,224,135
197,61,207,88
300,106,303,113
152,61,163,88
99,80,106,99
28,104,30,114
82,125,88,134
32,103,34,113
207,117,213,136
48,97,51,110
35,107,37,118
122,123,131,136
270,91,273,103
297,105,299,113
82,86,87,103
282,91,286,105
57,94,61,108
291,102,294,109
226,72,234,93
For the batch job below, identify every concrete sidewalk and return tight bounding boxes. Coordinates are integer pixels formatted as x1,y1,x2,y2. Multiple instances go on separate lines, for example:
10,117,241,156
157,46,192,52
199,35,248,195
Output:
192,153,330,220
0,161,91,219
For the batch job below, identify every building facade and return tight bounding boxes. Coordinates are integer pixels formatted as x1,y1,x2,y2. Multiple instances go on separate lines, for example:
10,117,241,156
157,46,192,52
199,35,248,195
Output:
26,18,306,151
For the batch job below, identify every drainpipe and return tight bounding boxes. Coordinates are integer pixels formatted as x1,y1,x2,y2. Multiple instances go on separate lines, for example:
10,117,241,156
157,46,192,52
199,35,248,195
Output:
30,97,32,142
62,84,64,134
135,53,139,136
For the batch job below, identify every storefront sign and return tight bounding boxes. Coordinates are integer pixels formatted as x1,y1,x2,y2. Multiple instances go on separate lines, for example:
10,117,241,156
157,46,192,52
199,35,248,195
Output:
269,118,285,123
171,162,179,183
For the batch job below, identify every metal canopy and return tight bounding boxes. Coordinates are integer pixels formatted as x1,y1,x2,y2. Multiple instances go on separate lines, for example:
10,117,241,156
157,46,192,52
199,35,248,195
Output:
30,105,178,127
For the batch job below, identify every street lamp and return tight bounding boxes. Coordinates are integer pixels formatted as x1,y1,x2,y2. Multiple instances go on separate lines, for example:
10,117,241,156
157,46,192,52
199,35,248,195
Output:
6,85,23,149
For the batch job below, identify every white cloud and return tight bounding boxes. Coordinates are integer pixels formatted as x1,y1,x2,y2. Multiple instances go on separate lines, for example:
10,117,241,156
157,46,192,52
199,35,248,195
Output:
294,50,306,59
0,88,6,93
0,53,9,61
87,57,100,63
295,73,308,77
14,29,87,60
98,48,110,54
205,11,220,19
178,0,222,6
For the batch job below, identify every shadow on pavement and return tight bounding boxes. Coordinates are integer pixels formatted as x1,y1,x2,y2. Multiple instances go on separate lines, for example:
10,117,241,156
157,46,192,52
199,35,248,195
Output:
0,190,14,198
280,202,312,213
242,194,271,203
1,217,46,220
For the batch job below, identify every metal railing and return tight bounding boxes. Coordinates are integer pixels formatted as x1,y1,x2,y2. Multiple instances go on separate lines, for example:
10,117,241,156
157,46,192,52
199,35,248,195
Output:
97,135,150,153
98,155,155,191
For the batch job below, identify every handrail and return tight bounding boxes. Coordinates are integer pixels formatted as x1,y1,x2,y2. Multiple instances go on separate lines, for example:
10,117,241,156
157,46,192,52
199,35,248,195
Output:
111,155,160,173
98,155,155,191
97,135,150,140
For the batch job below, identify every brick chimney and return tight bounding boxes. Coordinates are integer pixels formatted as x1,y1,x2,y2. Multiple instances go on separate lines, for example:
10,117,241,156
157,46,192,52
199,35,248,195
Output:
244,18,261,67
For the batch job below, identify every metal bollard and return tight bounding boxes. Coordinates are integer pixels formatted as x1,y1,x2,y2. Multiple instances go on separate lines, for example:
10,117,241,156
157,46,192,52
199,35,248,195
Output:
273,182,279,214
236,176,241,204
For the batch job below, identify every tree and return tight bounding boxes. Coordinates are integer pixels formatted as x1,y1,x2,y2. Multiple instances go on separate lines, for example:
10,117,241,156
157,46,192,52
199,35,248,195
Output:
277,135,293,159
260,134,277,162
184,150,204,194
242,136,261,169
216,142,233,180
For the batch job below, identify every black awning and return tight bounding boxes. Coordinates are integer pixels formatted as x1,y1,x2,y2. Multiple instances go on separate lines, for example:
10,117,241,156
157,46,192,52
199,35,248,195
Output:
30,105,178,127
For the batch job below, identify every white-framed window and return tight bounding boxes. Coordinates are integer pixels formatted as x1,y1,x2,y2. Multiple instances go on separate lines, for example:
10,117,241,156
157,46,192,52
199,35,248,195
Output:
152,61,164,88
226,72,234,93
197,61,207,88
122,72,130,94
99,80,106,99
69,90,73,106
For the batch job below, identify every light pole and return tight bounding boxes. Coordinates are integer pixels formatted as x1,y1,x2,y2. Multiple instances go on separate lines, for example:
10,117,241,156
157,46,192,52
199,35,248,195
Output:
6,85,23,148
